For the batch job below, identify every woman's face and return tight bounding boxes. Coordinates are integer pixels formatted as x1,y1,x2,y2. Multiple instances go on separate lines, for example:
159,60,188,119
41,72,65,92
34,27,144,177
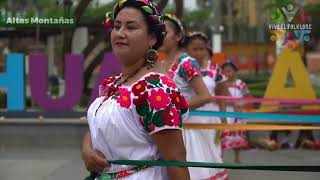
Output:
222,65,237,80
159,21,180,53
186,38,207,62
111,7,156,65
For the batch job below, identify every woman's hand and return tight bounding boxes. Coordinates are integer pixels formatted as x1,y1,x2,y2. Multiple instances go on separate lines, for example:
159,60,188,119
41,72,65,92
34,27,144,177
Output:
81,131,109,173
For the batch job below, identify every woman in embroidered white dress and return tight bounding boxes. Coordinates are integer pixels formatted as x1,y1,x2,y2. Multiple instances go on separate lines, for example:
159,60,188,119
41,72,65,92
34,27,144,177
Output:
184,31,229,179
159,15,223,180
81,1,190,179
221,62,251,163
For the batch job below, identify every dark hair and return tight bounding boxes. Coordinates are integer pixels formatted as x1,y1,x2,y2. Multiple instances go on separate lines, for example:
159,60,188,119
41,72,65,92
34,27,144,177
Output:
163,14,186,48
185,32,209,47
221,62,238,72
112,0,165,49
206,47,213,57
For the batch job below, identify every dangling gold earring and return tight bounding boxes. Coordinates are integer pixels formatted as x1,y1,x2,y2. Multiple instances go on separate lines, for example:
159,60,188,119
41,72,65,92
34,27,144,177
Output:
146,47,158,69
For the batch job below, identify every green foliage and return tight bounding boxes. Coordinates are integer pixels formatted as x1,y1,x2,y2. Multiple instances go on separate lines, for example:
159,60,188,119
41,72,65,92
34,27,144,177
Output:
0,91,6,108
304,3,320,39
264,0,295,11
162,4,175,14
80,94,89,107
182,8,211,32
1,0,113,21
163,6,212,33
81,3,114,20
314,86,320,98
2,0,61,16
50,85,60,96
241,75,269,98
26,96,32,107
46,7,65,18
240,74,270,84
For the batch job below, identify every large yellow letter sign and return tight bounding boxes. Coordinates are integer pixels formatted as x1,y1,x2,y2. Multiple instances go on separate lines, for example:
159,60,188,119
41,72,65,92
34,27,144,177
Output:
260,48,318,112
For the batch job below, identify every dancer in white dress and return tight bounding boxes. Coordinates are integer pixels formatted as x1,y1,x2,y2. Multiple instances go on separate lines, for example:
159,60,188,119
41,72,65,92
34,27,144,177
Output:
221,62,251,163
185,32,228,179
160,15,224,180
81,1,190,179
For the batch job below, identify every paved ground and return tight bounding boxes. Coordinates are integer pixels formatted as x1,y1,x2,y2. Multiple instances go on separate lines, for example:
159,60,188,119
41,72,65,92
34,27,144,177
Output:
1,146,320,180
1,117,320,180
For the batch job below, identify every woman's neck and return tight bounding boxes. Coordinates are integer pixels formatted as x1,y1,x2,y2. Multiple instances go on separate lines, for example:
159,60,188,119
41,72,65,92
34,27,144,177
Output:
121,58,145,78
199,58,208,69
166,46,181,65
227,77,237,83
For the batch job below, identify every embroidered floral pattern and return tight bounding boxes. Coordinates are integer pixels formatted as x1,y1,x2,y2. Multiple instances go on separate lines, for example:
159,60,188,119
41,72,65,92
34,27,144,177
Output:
202,70,214,78
148,88,170,110
180,59,201,81
160,76,176,88
115,88,131,108
101,76,117,86
168,54,201,82
237,80,250,95
201,62,226,82
145,74,161,87
227,79,250,96
133,91,148,107
163,107,180,126
169,90,188,113
132,80,147,96
168,62,179,79
97,165,150,179
171,54,201,81
99,73,188,134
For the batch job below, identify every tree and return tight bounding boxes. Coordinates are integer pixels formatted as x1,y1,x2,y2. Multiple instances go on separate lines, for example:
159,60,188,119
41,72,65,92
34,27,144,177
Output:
155,0,169,12
154,0,184,17
175,0,184,18
304,3,320,50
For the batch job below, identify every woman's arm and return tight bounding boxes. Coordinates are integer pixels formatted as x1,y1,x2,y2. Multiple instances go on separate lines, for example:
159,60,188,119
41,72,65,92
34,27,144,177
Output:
152,130,190,180
215,82,231,111
81,131,109,173
187,76,212,109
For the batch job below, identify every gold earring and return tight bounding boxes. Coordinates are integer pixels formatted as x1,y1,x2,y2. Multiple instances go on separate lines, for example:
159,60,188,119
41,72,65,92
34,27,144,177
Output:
146,48,158,68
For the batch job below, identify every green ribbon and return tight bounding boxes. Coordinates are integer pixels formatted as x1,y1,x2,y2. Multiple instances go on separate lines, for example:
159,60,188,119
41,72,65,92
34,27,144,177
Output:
84,172,112,180
85,160,320,179
109,160,320,172
84,173,97,180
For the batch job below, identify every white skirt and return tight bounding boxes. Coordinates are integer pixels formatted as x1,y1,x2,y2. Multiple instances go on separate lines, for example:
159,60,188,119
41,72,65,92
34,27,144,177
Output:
183,103,227,180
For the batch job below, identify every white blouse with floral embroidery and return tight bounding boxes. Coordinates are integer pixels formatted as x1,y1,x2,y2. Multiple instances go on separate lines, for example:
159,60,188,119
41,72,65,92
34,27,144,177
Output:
87,72,189,179
167,53,202,101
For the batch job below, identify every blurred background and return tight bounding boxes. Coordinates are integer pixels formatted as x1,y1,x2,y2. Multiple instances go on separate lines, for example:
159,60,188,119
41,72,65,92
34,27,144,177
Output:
0,0,320,180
